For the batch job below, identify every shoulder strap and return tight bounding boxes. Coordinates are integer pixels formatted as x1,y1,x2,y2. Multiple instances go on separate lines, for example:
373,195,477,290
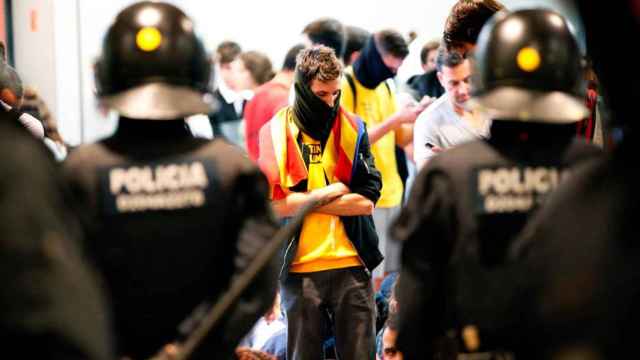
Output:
345,73,393,109
344,72,357,111
383,80,392,97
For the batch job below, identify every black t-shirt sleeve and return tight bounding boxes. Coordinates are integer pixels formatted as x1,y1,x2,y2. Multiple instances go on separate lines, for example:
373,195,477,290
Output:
350,126,382,203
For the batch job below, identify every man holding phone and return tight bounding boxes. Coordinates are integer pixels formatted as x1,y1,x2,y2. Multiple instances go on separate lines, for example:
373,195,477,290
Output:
413,47,490,170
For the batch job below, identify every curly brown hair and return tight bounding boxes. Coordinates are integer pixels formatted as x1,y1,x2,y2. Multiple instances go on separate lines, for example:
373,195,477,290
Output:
295,45,343,86
444,0,505,50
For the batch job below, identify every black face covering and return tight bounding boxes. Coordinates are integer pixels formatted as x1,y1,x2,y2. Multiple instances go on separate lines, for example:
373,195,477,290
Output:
352,36,396,89
292,72,340,144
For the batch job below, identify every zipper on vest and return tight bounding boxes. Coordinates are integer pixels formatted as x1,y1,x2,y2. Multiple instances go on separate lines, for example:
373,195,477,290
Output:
351,243,371,277
360,153,370,174
279,236,297,278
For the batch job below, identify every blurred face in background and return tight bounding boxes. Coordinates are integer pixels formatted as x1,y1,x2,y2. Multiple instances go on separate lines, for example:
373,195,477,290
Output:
381,54,404,75
422,49,438,73
218,60,237,91
382,327,403,360
229,58,257,91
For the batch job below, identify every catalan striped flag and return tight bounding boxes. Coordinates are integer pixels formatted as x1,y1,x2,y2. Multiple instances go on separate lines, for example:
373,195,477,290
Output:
258,106,365,200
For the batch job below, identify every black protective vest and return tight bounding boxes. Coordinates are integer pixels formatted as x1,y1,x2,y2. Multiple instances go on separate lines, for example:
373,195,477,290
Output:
399,121,602,356
62,119,278,360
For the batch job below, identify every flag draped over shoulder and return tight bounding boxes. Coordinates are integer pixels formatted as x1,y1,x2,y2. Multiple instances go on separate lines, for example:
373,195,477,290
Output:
258,107,364,200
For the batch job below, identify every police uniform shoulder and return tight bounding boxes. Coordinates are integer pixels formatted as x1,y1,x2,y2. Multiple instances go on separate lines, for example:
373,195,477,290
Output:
0,121,38,148
199,139,261,182
426,140,494,170
566,137,604,163
62,143,120,187
0,123,52,171
64,143,111,169
557,144,609,195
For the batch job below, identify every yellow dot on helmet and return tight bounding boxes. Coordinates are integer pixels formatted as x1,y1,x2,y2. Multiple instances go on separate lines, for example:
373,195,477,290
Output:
517,47,541,72
136,27,162,52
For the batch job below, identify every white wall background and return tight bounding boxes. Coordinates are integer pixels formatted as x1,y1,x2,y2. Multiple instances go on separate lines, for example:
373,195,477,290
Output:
12,0,581,145
11,0,57,131
76,0,460,144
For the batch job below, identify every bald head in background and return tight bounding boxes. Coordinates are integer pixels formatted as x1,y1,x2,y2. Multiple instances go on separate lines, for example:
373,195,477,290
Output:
0,63,45,139
0,64,24,108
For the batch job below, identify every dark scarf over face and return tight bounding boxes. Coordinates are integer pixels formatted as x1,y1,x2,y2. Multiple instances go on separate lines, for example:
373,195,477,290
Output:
293,72,340,144
352,36,396,89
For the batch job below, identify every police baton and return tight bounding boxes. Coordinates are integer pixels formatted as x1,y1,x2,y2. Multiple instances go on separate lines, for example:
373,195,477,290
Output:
149,199,318,360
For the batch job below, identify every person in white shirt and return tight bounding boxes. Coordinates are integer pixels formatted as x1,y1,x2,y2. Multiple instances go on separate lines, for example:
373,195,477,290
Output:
413,47,490,170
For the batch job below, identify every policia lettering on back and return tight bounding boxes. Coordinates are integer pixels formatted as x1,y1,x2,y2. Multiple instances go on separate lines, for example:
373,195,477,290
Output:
474,165,570,214
102,160,212,213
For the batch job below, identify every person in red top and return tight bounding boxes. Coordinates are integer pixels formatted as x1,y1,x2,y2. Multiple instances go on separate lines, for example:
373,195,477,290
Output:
576,58,599,142
245,44,305,162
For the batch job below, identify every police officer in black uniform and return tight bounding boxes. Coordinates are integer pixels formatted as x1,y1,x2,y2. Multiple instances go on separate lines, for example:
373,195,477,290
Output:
1,109,112,359
62,2,278,359
391,9,602,359
508,2,640,358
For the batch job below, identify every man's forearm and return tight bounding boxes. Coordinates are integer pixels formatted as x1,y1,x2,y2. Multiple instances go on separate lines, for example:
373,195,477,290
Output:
272,183,350,218
396,123,413,147
271,192,314,218
368,113,401,144
315,193,374,216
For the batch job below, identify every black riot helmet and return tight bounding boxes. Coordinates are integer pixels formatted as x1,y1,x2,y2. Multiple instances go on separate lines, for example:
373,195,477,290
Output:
95,1,212,120
470,9,588,123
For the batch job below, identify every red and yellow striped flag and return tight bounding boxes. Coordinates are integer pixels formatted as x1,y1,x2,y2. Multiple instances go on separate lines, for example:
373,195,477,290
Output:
258,107,364,200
